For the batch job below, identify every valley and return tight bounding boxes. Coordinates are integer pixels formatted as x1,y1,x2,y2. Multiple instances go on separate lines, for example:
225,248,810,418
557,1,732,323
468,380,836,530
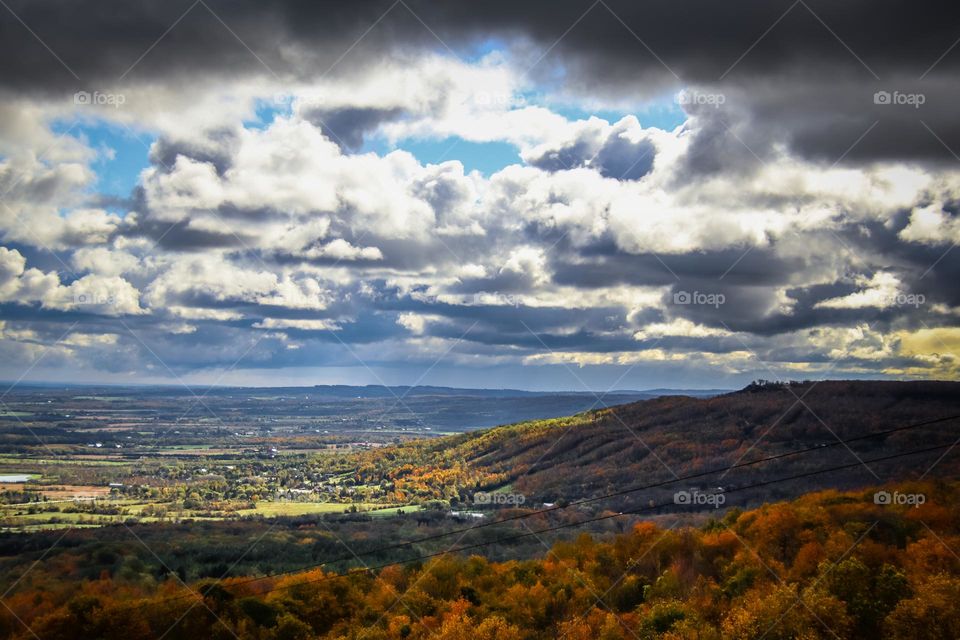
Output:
1,380,956,531
0,380,958,639
0,384,694,530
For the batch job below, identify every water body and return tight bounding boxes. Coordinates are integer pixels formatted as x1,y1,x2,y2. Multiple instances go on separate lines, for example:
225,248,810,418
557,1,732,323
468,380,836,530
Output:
0,474,33,483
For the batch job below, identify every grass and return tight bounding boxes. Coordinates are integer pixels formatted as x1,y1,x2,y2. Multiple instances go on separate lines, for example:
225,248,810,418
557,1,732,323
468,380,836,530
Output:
0,511,115,523
0,457,130,467
0,498,415,530
367,505,422,517
0,509,203,527
235,501,396,517
159,444,213,450
1,523,103,532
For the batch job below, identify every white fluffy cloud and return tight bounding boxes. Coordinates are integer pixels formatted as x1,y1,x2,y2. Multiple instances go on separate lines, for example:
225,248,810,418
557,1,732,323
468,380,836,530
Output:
815,272,907,310
0,247,143,316
1,48,958,384
143,254,332,313
900,202,960,246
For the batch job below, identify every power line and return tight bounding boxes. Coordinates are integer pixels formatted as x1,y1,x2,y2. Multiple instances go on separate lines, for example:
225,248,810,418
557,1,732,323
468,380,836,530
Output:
186,413,960,588
171,441,958,602
107,413,959,610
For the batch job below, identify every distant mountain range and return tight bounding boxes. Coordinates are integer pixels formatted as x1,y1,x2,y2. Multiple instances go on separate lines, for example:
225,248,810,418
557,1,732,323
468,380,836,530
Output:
308,384,732,399
1,382,733,434
6,382,731,398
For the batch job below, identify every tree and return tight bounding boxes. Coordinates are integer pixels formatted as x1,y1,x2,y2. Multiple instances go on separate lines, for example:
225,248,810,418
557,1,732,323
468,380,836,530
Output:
884,575,960,640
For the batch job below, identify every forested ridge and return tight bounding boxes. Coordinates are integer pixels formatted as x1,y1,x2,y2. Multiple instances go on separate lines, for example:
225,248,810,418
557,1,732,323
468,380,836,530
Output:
348,380,960,505
2,380,960,639
2,481,960,639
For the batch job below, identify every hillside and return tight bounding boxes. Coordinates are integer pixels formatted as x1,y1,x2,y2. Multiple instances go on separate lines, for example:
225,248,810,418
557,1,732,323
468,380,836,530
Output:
2,381,960,639
349,380,960,510
4,481,960,639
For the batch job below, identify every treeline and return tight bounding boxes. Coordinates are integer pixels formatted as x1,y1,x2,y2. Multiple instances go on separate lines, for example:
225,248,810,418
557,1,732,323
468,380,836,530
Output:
2,480,959,639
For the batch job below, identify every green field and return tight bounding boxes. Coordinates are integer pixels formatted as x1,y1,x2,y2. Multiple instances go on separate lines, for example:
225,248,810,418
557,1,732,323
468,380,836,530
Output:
367,504,422,516
235,501,392,517
0,493,418,531
0,457,130,467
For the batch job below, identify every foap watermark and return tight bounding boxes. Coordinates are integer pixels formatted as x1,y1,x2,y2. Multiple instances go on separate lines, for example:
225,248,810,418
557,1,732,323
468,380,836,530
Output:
887,292,926,308
677,90,726,108
674,488,726,509
271,93,334,112
873,90,925,109
273,93,312,107
73,292,117,306
469,90,546,110
474,491,526,506
471,91,527,108
472,292,522,307
74,91,125,109
874,490,926,508
673,290,725,308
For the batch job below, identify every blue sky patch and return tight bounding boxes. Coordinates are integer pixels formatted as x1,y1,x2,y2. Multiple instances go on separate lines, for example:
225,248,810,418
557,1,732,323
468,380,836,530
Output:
362,135,521,175
54,119,153,200
552,98,686,132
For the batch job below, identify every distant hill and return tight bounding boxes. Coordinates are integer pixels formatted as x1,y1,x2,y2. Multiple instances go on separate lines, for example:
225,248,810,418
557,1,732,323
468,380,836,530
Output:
304,384,730,399
6,382,729,399
349,380,960,510
1,384,730,434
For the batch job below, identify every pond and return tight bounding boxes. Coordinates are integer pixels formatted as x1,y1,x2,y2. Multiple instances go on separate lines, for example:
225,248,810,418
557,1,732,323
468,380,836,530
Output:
0,474,34,483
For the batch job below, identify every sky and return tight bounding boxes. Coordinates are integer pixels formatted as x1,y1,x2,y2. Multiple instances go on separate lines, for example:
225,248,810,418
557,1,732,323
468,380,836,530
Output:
0,0,959,391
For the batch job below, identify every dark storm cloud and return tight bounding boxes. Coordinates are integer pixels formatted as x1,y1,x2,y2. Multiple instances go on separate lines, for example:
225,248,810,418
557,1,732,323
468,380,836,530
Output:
594,136,656,181
0,0,432,92
528,214,960,339
149,128,240,175
525,139,595,173
858,219,960,307
426,320,640,354
303,106,406,151
679,78,960,174
550,245,804,289
4,0,959,165
526,125,657,180
0,159,84,207
132,217,252,250
5,0,956,87
677,101,770,176
661,268,954,338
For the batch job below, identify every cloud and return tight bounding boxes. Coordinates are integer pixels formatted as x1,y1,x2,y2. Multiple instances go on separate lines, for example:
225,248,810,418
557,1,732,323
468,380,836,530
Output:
1,93,947,383
524,116,657,180
304,239,383,261
142,253,332,315
2,0,958,167
71,247,142,277
57,274,145,316
396,312,428,335
304,106,405,151
0,247,143,316
814,272,906,310
900,202,960,246
1,5,959,386
252,318,338,331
